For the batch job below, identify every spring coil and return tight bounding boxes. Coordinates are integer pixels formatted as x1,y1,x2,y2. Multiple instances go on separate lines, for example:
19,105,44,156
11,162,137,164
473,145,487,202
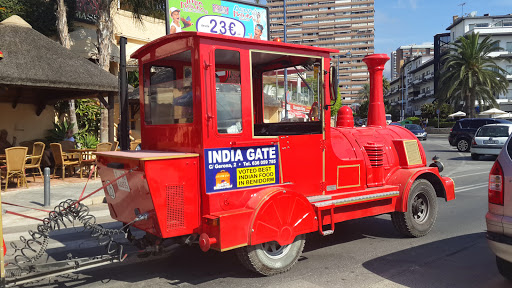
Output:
6,199,125,276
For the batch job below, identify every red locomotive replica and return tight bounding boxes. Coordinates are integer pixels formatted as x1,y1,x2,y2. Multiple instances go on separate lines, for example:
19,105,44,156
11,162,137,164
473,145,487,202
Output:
95,32,455,276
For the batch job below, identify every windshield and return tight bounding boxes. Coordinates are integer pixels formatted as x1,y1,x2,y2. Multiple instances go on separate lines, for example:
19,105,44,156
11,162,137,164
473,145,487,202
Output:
476,126,510,137
405,124,422,130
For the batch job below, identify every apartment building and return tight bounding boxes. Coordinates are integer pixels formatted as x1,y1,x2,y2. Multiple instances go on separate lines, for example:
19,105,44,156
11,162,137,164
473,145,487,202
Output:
267,0,375,105
385,55,434,118
446,13,512,102
390,44,433,80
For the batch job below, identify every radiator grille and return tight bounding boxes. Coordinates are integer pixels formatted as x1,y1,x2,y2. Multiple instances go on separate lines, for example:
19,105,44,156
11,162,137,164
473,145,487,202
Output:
166,185,185,231
364,143,384,167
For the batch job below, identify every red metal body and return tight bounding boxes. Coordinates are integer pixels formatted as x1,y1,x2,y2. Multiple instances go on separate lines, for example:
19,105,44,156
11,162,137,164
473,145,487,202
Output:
95,32,455,254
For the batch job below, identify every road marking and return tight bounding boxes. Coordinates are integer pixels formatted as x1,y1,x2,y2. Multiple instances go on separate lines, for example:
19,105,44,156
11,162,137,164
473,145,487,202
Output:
455,183,488,193
450,171,490,179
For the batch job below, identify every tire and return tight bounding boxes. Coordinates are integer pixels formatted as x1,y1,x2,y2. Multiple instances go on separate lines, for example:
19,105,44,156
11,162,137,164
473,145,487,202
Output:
391,179,438,238
236,234,306,276
497,256,512,281
457,138,470,152
471,153,480,160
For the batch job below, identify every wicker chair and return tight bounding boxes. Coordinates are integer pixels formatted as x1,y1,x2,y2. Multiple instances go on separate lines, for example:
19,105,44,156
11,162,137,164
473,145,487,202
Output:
130,140,141,150
79,142,112,179
59,140,79,160
25,142,45,181
51,143,79,180
111,141,119,151
1,147,28,191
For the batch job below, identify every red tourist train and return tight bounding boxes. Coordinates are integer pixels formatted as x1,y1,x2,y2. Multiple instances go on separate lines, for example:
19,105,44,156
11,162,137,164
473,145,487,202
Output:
95,32,455,275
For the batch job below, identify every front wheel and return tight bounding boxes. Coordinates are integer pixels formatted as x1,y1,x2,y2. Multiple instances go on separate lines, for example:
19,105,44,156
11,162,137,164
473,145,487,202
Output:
391,179,438,238
457,138,470,152
236,234,306,276
497,256,512,281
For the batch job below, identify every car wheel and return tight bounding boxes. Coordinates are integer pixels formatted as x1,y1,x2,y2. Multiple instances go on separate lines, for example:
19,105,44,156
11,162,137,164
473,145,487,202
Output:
457,138,470,152
236,234,306,276
496,256,512,281
471,153,480,160
391,179,438,238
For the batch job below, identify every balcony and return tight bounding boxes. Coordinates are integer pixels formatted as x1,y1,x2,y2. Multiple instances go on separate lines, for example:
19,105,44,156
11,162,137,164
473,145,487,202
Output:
413,79,422,85
418,92,426,99
424,74,433,80
426,90,434,97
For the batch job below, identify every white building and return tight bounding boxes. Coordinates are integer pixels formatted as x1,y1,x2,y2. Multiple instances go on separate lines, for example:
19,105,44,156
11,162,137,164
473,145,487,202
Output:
385,55,434,118
446,13,512,101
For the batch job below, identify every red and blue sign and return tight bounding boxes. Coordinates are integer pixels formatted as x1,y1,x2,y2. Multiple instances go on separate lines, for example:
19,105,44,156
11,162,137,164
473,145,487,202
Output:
205,145,279,193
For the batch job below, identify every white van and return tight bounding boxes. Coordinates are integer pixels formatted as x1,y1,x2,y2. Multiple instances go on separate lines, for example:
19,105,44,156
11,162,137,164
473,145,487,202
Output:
385,114,392,125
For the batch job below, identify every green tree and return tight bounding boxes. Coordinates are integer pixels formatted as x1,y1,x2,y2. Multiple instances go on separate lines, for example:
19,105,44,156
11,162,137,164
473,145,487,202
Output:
358,83,370,100
439,32,510,118
357,100,369,119
383,76,390,95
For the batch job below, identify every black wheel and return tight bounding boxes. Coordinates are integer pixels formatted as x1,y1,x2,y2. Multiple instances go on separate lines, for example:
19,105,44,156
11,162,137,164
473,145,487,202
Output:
391,179,438,238
236,234,305,276
471,153,480,160
457,138,470,152
497,256,512,281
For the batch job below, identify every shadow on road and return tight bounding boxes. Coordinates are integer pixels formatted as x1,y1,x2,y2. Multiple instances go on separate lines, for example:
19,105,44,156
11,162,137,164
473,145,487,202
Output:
362,232,511,288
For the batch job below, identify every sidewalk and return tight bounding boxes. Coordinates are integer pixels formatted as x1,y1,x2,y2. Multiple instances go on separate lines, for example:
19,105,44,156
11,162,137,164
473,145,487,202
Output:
1,179,107,227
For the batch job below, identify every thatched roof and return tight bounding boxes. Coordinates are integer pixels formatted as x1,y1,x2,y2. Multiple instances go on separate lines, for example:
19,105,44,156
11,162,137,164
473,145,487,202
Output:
0,15,119,106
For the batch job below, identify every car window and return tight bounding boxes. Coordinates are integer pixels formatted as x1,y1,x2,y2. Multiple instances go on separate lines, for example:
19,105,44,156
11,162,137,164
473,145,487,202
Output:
405,124,421,130
476,126,510,137
459,120,469,129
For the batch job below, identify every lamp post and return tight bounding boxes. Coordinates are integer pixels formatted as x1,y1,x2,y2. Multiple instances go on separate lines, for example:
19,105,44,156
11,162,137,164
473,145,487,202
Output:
401,70,405,121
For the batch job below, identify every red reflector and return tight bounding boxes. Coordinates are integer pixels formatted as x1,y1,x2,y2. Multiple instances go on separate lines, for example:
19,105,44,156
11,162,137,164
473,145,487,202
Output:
472,139,476,145
489,161,504,205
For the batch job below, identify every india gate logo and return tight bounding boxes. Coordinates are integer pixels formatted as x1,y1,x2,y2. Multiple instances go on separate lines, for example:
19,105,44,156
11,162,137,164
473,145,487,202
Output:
214,170,233,190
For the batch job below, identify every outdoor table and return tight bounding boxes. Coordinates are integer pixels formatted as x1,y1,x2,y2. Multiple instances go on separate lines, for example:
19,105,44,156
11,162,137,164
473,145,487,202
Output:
68,148,96,160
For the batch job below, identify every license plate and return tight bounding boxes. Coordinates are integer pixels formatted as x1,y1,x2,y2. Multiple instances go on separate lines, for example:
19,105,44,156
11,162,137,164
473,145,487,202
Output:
483,140,499,144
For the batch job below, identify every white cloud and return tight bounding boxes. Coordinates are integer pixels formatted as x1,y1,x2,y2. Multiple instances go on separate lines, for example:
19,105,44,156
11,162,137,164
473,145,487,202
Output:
409,0,417,10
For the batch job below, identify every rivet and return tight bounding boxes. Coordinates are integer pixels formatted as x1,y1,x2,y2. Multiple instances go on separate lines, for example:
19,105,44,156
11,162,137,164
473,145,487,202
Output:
251,229,254,232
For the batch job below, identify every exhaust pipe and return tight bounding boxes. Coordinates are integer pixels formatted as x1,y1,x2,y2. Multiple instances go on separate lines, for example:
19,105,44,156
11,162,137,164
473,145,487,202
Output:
362,54,390,127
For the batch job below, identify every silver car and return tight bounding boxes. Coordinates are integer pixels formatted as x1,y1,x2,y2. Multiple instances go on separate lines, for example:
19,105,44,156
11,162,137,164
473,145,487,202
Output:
486,131,512,280
471,124,512,160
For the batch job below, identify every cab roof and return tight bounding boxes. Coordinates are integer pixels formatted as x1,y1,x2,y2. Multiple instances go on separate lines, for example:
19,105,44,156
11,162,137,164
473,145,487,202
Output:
131,31,339,60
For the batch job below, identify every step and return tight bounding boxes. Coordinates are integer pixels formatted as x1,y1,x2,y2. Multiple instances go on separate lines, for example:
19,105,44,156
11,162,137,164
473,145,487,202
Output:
310,190,399,208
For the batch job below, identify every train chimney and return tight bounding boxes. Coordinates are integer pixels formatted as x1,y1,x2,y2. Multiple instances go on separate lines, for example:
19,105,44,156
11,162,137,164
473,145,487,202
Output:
362,54,390,127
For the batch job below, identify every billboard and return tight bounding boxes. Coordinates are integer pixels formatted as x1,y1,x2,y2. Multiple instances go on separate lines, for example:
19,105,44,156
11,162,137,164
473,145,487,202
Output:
166,0,269,40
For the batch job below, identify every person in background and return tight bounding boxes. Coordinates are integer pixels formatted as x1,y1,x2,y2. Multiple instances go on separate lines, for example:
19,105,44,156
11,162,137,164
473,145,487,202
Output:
0,129,16,154
64,129,75,142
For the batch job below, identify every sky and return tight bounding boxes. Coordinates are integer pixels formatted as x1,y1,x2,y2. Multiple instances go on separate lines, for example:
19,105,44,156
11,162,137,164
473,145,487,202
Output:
375,0,512,78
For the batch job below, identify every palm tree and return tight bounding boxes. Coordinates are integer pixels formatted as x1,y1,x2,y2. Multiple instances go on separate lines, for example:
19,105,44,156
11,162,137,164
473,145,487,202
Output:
96,0,165,141
358,83,370,100
439,32,510,118
55,0,79,136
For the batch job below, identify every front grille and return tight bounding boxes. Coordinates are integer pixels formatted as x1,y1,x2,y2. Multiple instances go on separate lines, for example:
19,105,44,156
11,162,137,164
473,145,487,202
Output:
166,184,185,231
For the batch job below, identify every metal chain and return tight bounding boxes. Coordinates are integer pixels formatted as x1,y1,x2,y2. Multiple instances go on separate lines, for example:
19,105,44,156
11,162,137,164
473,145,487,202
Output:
5,199,125,277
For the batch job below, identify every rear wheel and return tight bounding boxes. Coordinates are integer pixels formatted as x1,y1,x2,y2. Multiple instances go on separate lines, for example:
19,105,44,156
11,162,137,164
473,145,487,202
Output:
457,138,470,152
496,256,512,281
471,153,480,160
236,234,305,276
392,179,438,238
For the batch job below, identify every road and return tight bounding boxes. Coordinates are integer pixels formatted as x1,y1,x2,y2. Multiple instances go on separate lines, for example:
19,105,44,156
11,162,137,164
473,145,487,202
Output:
8,135,508,288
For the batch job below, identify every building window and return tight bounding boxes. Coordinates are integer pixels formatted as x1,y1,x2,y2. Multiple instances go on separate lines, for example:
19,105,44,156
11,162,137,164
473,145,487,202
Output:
507,42,512,53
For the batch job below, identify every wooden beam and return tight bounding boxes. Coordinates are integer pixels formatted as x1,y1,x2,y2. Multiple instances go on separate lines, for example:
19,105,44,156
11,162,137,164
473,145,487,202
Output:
97,94,109,108
108,92,114,142
35,102,47,116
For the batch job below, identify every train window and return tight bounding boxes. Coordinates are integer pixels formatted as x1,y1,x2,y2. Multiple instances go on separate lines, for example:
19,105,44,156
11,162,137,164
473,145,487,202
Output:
144,50,193,125
251,51,323,136
215,49,242,134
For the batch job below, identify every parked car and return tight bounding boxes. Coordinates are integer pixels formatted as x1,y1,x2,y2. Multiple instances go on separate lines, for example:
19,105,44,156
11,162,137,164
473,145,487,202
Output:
449,118,512,152
470,124,512,160
486,133,512,280
389,122,402,126
404,124,427,140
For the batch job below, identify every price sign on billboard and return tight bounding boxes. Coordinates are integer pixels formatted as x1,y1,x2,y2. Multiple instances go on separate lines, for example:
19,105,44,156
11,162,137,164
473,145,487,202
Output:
166,0,269,40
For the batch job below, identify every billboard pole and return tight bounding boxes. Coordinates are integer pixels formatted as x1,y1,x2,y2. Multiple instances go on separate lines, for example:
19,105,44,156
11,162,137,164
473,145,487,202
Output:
283,0,288,119
165,0,170,35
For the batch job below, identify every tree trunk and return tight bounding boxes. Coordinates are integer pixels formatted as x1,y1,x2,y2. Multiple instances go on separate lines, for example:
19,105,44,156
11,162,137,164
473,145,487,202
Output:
56,0,79,136
97,0,113,142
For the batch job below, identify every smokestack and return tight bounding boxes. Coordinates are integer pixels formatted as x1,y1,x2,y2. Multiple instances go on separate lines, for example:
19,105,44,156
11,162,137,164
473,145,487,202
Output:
453,15,459,22
362,54,390,127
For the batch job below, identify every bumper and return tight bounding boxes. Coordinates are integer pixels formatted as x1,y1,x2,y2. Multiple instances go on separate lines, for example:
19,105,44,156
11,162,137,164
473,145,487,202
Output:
470,146,504,155
448,136,456,146
487,232,512,263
